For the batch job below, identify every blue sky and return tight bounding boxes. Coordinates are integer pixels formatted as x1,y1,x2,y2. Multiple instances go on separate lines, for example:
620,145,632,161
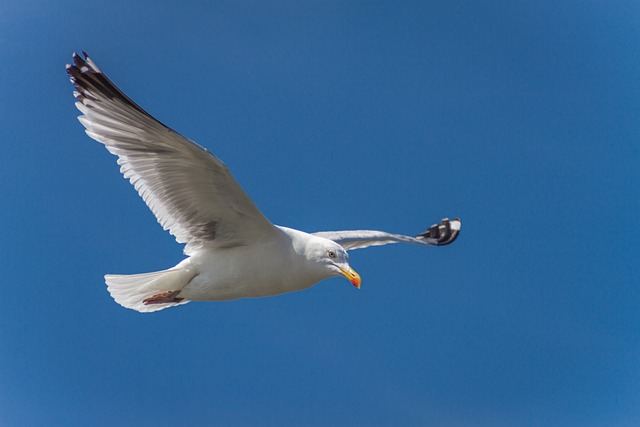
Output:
1,1,638,426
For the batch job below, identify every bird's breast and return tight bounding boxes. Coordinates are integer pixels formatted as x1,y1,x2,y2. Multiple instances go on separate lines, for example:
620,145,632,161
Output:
179,240,320,301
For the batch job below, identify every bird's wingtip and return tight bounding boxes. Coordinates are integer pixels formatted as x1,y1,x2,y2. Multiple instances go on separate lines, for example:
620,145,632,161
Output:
417,217,461,246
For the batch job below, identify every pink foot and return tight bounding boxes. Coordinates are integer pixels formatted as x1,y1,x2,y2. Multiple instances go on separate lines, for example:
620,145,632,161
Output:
143,290,184,305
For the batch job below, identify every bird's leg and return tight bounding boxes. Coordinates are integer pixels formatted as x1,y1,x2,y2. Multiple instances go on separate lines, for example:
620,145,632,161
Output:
143,290,184,305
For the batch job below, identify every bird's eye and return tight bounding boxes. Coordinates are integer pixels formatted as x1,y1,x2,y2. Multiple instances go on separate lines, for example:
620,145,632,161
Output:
327,250,337,259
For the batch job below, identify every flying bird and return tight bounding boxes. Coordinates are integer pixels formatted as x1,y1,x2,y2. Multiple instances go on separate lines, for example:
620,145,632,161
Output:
66,52,461,313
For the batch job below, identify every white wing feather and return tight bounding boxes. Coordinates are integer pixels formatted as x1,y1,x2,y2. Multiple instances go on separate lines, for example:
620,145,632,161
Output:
67,53,278,254
313,218,461,250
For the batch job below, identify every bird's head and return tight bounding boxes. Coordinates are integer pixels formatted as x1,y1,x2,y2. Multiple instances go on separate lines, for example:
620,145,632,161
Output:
307,237,361,288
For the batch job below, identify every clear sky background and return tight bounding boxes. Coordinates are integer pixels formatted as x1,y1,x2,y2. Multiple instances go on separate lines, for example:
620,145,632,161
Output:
1,1,638,426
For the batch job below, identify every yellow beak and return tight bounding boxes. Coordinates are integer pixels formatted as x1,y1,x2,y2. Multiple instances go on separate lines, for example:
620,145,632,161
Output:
339,266,362,289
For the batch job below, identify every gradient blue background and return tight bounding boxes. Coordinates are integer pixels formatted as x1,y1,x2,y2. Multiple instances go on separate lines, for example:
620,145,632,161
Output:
1,1,638,426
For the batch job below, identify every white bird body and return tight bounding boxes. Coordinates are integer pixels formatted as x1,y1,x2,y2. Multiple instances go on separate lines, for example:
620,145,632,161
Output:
176,227,339,301
106,227,346,312
67,52,460,313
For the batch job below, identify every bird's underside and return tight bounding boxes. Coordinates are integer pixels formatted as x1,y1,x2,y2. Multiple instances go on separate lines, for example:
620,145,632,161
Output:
66,51,461,313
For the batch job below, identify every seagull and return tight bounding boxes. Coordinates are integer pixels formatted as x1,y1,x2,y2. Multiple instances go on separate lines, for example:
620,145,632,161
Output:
66,52,461,313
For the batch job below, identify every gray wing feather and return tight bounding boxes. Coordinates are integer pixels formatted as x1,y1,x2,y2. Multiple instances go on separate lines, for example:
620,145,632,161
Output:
313,218,461,250
67,52,277,254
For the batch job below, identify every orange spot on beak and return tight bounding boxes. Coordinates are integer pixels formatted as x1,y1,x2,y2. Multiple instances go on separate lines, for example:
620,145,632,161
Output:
339,266,361,289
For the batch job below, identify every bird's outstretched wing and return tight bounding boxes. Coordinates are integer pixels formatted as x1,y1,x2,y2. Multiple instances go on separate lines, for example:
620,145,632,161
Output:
67,52,278,254
313,218,461,250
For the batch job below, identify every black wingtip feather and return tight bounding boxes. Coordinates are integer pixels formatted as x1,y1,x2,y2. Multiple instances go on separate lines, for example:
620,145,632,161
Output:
417,218,461,246
66,51,171,129
72,52,84,68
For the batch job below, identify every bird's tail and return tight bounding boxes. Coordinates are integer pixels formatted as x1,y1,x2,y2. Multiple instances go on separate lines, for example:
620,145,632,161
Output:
105,267,196,313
